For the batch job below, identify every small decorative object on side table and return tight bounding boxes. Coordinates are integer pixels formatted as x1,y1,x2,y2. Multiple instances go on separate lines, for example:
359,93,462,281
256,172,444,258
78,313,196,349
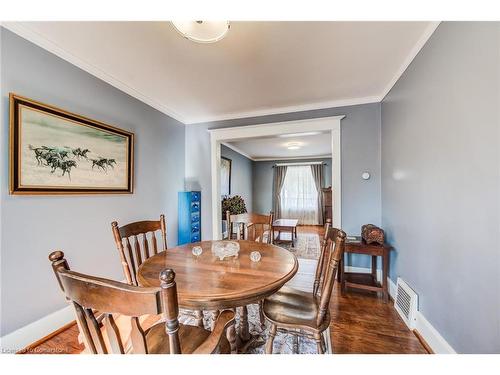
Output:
340,226,392,303
361,224,385,245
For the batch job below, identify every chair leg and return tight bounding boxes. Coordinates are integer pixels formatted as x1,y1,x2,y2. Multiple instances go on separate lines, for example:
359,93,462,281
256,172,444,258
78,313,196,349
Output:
320,333,327,353
265,324,277,354
314,332,324,354
258,300,265,329
226,319,237,354
194,310,204,328
239,306,251,341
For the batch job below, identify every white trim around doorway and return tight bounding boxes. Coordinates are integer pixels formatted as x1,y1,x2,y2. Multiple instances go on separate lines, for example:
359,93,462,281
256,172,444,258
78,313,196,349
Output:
208,115,345,240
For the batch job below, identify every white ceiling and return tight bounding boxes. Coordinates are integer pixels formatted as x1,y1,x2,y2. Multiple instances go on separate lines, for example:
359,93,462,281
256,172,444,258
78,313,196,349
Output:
225,131,331,160
4,21,438,124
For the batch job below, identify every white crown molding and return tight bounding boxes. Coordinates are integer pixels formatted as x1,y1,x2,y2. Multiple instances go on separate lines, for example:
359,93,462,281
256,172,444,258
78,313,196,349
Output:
188,96,380,124
189,22,440,124
220,141,254,161
1,22,189,124
222,140,331,162
2,21,439,125
253,154,331,162
380,21,441,100
208,115,345,137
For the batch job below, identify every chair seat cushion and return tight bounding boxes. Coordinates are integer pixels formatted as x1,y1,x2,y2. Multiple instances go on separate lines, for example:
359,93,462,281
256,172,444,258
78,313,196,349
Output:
145,323,230,354
263,286,329,331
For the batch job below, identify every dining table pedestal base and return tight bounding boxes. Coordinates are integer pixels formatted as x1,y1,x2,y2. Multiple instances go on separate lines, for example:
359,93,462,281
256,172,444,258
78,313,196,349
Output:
236,305,266,353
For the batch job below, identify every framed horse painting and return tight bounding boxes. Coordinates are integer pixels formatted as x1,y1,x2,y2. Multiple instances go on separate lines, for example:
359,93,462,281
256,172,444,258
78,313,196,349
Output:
9,93,134,194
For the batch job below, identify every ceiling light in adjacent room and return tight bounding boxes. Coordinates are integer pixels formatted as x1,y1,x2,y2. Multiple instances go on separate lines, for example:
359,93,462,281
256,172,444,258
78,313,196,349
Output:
171,21,230,43
286,142,301,150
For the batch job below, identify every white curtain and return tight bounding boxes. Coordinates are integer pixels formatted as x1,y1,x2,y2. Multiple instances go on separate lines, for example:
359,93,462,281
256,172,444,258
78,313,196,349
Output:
280,165,319,225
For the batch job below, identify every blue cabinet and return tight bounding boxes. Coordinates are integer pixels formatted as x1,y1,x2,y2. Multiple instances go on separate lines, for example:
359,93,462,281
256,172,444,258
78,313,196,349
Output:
178,191,201,245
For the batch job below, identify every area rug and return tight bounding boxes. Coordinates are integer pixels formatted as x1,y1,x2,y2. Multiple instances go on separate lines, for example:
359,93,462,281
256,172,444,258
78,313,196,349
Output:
277,232,321,260
179,304,331,354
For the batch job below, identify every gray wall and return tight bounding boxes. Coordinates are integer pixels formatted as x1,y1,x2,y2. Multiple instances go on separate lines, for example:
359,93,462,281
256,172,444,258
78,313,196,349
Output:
0,29,185,336
185,103,382,268
381,22,500,353
221,144,253,210
252,158,332,214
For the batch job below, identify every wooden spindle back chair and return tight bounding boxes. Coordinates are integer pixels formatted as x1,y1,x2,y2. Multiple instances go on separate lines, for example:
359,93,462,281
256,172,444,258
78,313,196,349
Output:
313,218,332,296
49,251,235,354
316,228,346,326
226,211,273,243
262,226,346,354
111,215,167,286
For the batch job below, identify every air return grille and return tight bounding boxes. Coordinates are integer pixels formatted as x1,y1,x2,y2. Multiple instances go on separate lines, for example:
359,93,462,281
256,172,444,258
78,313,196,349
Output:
394,277,418,329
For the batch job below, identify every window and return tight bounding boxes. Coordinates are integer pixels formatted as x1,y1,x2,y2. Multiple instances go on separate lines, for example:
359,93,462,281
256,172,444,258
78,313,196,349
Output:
280,166,319,225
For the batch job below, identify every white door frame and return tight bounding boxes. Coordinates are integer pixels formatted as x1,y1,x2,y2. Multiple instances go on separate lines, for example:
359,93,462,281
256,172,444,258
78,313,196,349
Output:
209,115,344,240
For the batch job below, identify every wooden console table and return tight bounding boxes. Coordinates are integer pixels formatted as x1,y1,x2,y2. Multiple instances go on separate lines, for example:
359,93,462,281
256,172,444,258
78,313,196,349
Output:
340,236,392,303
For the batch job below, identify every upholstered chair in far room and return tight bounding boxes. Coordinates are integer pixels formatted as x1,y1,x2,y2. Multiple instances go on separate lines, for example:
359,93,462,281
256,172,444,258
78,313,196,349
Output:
263,226,346,354
49,251,236,354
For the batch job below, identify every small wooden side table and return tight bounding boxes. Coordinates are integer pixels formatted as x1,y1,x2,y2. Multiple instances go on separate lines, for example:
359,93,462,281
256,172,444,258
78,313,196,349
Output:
340,236,392,303
272,219,298,247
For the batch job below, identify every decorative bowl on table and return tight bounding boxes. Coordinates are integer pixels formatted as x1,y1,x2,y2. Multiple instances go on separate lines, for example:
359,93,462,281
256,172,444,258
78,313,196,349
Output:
211,241,240,260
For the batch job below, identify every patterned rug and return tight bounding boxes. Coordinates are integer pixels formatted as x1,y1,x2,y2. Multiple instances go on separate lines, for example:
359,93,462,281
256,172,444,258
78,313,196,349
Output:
277,232,321,260
179,304,331,354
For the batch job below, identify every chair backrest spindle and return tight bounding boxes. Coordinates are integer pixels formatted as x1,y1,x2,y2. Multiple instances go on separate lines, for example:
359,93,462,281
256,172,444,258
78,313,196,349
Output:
313,219,332,296
112,215,167,286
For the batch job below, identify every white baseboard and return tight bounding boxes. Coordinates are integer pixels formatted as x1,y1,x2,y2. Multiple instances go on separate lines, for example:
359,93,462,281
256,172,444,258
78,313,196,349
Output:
344,265,455,354
387,275,397,299
414,311,456,354
0,305,74,353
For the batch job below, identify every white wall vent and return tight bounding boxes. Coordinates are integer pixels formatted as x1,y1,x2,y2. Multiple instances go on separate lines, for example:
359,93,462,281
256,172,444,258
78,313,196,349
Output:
394,277,418,329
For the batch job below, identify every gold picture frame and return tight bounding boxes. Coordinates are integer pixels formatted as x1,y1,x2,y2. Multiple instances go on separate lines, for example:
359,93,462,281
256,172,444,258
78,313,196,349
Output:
9,93,134,195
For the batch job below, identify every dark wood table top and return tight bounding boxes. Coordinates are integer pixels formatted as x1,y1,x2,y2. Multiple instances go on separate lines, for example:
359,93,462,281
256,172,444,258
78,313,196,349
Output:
344,236,392,255
272,219,298,228
137,240,298,310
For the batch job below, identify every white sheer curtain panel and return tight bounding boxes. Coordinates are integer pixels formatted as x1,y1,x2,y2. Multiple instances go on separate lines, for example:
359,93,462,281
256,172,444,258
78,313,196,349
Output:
280,166,319,225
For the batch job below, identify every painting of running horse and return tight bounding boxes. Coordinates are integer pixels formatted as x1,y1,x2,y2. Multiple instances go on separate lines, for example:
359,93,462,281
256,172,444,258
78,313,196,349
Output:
9,94,134,194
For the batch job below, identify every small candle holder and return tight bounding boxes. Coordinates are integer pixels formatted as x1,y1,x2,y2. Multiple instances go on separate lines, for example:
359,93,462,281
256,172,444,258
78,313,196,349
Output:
250,251,261,262
192,246,203,257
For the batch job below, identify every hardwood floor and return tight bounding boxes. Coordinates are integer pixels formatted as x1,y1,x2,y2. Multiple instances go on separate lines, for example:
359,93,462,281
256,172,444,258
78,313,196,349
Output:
19,323,83,354
23,225,427,354
290,226,426,354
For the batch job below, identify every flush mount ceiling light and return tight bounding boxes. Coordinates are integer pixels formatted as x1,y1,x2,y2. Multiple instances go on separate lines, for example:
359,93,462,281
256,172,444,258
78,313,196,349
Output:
171,21,230,43
286,142,302,150
279,132,321,138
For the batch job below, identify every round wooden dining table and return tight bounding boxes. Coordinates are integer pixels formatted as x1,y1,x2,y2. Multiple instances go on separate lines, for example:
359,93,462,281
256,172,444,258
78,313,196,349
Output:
137,240,298,353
